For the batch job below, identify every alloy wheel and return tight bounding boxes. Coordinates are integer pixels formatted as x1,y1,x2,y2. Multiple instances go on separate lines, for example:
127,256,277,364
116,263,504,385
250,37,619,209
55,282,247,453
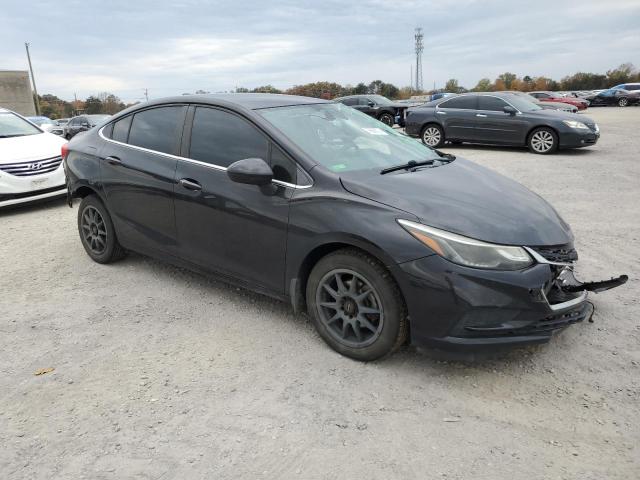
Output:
81,206,107,255
530,130,554,153
422,127,441,146
379,114,394,126
315,269,384,348
619,98,628,107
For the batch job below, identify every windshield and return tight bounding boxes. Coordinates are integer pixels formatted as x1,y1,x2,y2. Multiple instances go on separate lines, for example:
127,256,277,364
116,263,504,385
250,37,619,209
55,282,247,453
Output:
86,115,110,125
259,103,440,174
505,95,542,112
0,112,42,138
27,117,54,126
369,95,393,105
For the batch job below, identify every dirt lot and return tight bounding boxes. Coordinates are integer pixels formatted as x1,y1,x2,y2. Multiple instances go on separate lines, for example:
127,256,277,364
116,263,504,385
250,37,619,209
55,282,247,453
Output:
1,107,638,480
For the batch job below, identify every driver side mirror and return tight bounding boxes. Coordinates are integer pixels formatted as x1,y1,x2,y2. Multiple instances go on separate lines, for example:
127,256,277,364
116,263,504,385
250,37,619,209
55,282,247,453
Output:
367,101,375,107
227,158,273,186
503,105,517,115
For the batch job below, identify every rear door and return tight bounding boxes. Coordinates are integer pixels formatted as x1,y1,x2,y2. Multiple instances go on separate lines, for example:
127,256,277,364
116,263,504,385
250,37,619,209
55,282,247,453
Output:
173,105,295,294
435,95,478,140
99,105,187,255
474,96,529,145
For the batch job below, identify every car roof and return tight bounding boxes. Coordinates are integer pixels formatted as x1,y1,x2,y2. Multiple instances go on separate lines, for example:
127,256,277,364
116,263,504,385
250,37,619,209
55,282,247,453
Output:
143,93,329,111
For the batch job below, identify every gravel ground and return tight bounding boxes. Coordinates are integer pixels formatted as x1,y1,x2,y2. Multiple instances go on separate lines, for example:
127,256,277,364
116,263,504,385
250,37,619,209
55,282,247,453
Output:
1,107,638,480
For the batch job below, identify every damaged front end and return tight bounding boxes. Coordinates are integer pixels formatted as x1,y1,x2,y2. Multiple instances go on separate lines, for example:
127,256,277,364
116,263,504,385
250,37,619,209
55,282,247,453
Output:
524,245,627,303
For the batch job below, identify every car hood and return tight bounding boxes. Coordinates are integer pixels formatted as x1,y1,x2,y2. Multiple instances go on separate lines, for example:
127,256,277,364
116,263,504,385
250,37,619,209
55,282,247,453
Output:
340,158,573,246
528,108,595,124
0,132,66,164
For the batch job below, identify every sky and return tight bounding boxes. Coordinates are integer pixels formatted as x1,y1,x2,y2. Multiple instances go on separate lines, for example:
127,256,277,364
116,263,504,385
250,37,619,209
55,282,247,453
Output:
2,0,639,102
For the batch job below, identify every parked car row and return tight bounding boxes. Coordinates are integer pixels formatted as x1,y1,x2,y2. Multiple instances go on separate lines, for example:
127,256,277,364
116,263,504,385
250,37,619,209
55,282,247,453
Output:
22,114,112,139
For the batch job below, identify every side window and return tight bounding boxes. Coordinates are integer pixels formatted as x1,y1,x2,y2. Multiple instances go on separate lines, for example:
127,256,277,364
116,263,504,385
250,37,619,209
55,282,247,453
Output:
128,106,185,154
478,96,509,111
439,96,477,110
111,115,132,142
70,118,80,126
358,98,372,106
189,107,268,168
270,144,297,184
341,98,357,106
628,85,640,91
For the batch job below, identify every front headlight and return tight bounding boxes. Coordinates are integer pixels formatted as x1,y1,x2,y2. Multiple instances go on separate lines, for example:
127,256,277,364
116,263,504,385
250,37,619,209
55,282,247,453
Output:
398,219,533,270
562,120,589,129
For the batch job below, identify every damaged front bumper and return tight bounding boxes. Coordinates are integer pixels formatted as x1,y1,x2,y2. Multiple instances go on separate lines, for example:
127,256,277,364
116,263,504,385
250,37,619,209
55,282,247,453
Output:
394,244,627,351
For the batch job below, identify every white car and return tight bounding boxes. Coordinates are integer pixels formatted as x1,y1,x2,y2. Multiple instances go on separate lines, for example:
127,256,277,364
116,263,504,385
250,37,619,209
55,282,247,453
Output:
1,108,68,208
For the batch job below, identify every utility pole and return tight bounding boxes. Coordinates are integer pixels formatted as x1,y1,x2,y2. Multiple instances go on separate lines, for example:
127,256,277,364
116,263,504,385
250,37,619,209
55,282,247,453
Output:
25,42,40,115
143,88,149,102
414,28,424,92
410,65,413,93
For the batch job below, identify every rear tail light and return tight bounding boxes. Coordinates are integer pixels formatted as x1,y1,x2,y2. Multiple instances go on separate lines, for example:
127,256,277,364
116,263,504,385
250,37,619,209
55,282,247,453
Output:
61,142,69,159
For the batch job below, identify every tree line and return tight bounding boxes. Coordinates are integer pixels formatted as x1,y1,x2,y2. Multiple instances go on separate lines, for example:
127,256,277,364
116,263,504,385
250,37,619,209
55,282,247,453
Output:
35,63,638,118
237,63,639,99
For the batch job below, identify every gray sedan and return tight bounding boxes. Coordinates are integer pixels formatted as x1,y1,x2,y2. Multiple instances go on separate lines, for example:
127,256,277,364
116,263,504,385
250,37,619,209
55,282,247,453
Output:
404,92,599,154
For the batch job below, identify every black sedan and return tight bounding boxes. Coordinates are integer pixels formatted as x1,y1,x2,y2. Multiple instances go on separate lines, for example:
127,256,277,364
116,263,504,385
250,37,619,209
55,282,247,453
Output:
584,88,640,107
334,94,409,127
66,114,111,139
405,93,600,154
63,94,625,360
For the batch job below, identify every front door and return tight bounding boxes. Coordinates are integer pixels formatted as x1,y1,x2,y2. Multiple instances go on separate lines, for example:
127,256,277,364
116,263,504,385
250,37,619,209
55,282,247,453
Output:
173,106,295,295
435,95,478,140
99,105,187,255
474,96,529,144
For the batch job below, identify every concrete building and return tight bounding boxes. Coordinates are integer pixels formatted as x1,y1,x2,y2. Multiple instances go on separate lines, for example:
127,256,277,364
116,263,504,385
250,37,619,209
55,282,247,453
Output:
0,70,36,116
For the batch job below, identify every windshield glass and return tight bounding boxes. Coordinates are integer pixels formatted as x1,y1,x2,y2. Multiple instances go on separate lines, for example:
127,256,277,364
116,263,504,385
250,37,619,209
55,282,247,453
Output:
259,103,440,174
369,95,393,105
505,95,542,112
0,112,42,137
27,116,54,126
86,115,110,125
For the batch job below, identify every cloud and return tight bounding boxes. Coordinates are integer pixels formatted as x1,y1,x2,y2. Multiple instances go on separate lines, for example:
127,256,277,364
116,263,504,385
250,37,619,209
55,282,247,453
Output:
1,0,638,101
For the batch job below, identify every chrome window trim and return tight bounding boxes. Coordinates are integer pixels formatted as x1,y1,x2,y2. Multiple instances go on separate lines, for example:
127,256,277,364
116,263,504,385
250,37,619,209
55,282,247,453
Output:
98,125,313,189
541,288,587,312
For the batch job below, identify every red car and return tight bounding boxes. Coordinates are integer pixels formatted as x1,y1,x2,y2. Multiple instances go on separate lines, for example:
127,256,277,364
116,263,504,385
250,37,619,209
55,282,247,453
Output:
528,91,589,110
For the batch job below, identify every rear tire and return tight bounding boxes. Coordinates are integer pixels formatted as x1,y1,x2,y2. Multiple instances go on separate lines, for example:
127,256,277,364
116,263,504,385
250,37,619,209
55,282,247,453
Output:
421,124,445,148
378,112,394,127
77,195,126,264
528,127,558,154
306,249,408,361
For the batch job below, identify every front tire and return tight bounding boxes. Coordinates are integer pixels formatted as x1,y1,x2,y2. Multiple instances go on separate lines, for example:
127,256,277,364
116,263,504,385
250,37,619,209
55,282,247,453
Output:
528,127,558,154
421,124,445,148
77,195,126,263
378,112,394,127
306,249,408,361
618,97,629,107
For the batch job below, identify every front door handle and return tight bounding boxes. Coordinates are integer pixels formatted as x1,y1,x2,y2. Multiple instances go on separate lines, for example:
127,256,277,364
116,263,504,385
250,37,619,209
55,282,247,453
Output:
436,111,446,115
105,156,122,166
476,113,487,117
179,178,202,191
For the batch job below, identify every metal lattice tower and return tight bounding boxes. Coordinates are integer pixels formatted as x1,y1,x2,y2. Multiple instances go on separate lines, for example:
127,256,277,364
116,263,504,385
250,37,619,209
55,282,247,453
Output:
414,27,424,92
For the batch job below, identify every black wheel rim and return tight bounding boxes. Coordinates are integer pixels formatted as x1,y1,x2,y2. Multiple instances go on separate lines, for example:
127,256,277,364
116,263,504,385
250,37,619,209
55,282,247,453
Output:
315,269,384,348
81,206,107,255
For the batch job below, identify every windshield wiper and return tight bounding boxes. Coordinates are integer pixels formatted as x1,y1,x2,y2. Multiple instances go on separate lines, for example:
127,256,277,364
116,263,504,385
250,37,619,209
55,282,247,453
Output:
0,134,25,138
380,159,434,175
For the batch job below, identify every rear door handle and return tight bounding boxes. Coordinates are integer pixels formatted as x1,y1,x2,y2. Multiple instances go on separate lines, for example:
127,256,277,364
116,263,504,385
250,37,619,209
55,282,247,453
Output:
105,156,122,166
476,113,487,117
436,111,446,115
179,178,202,191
